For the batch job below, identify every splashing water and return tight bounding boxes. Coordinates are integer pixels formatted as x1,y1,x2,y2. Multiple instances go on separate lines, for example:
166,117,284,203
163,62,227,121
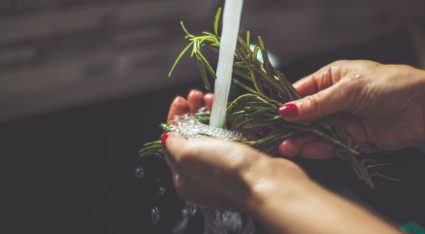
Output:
185,202,198,216
202,209,256,234
151,206,160,224
134,166,144,179
171,1,252,231
173,202,199,234
169,114,245,141
209,0,244,128
157,186,166,196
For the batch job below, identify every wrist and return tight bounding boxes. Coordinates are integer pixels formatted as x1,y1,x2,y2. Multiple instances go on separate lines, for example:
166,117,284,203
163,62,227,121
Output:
243,157,313,224
244,157,402,234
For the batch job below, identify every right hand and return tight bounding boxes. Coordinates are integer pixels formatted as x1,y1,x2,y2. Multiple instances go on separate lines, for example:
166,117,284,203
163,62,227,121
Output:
278,60,425,158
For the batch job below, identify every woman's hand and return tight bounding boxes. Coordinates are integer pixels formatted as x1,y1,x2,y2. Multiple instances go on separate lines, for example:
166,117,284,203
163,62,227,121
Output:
164,89,402,234
167,89,213,124
164,133,401,234
165,89,307,211
163,133,307,213
279,60,425,158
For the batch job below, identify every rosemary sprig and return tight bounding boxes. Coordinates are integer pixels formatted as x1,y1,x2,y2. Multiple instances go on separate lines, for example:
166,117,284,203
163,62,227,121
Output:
140,8,397,188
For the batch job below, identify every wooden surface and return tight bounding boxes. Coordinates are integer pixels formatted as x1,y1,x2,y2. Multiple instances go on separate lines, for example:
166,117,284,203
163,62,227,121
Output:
0,0,216,122
0,0,424,123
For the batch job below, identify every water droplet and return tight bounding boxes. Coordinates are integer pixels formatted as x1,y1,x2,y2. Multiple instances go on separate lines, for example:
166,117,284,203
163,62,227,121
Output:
185,203,197,216
157,186,166,196
153,151,165,160
181,208,189,217
188,207,197,216
174,209,190,233
134,167,144,179
151,207,160,224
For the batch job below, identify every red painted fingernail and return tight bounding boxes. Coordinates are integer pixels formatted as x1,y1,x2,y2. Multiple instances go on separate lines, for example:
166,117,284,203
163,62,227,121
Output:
161,133,169,146
279,103,298,119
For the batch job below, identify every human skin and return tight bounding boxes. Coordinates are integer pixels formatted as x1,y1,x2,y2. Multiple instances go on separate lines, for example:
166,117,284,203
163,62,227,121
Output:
164,85,405,233
168,61,425,159
164,132,402,234
278,60,425,159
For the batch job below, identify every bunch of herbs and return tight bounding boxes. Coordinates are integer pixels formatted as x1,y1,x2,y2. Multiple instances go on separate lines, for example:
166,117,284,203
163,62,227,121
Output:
139,8,397,188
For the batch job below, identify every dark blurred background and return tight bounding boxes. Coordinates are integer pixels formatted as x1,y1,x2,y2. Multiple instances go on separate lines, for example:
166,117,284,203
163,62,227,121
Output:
1,0,425,233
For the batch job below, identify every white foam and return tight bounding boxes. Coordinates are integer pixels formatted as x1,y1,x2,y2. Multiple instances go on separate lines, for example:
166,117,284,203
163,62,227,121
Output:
170,114,245,141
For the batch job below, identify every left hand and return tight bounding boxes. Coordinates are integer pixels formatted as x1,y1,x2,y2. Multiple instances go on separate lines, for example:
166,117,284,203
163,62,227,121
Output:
167,89,213,124
165,89,307,211
163,132,307,212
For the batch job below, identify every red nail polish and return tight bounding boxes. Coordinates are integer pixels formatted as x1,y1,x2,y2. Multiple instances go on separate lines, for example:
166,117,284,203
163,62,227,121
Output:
161,133,169,146
279,103,298,118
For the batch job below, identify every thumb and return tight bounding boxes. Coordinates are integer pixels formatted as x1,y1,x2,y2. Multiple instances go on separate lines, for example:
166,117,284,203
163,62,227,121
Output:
162,133,190,162
279,82,351,122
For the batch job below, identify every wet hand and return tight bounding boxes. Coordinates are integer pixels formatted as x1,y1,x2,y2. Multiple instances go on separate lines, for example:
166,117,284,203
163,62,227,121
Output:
167,89,214,124
278,60,425,158
163,89,402,234
162,132,307,212
162,133,401,234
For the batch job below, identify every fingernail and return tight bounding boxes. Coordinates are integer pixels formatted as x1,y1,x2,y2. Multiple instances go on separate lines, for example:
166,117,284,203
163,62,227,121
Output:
279,103,298,119
161,133,169,146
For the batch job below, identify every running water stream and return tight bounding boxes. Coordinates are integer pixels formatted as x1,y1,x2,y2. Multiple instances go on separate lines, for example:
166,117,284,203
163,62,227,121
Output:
204,1,257,233
209,0,244,128
140,1,257,233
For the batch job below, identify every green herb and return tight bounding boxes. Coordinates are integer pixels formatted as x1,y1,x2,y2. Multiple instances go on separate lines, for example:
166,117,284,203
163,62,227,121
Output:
140,8,398,188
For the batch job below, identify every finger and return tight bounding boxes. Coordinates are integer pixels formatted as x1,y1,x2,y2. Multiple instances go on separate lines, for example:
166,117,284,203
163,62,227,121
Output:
164,133,190,162
167,97,190,124
279,81,353,122
293,62,344,97
165,133,239,170
278,139,298,157
280,62,351,122
278,135,319,157
164,133,218,169
293,67,332,97
299,141,335,159
187,89,205,114
279,134,335,159
278,135,314,157
204,93,214,111
293,76,316,97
